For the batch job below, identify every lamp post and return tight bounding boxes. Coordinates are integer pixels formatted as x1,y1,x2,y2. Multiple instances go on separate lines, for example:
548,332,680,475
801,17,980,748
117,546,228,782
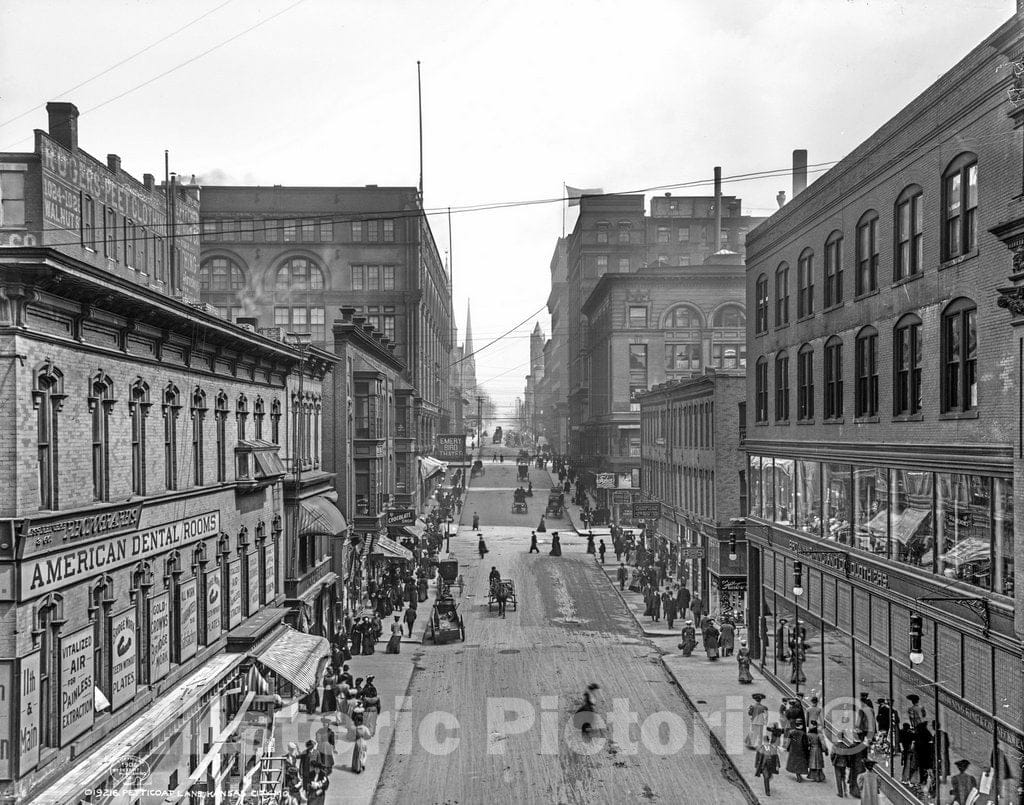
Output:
285,332,312,583
445,516,453,553
792,560,804,695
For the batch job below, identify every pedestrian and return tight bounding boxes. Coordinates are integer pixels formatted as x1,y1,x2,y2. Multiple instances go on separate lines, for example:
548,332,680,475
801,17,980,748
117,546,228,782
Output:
650,588,662,621
832,735,852,797
300,739,327,789
703,620,720,660
549,532,562,556
599,539,607,563
613,538,623,563
403,606,417,637
361,676,381,735
283,742,303,801
315,718,336,773
537,515,547,533
386,616,403,654
306,766,330,805
906,693,926,729
617,562,628,590
737,640,754,684
857,759,882,805
720,617,736,656
529,530,540,553
949,759,977,805
585,532,596,554
745,693,769,748
783,720,810,782
478,534,488,559
663,590,677,629
690,594,703,622
676,585,691,617
472,512,480,530
806,722,828,783
754,727,782,796
805,696,822,731
678,620,697,656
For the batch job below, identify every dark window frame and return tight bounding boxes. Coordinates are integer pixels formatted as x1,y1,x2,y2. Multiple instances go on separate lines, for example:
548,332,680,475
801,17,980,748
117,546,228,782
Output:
854,326,879,418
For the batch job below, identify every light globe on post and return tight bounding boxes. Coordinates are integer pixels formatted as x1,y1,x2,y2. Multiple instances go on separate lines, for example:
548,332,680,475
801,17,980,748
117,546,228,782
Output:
728,532,738,562
908,612,924,665
792,560,804,597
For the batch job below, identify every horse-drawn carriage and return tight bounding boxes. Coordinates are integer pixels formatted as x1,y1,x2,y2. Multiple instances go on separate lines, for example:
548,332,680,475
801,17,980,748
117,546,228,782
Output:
512,486,528,514
488,578,517,612
545,487,564,518
425,598,465,642
516,461,529,482
470,459,485,478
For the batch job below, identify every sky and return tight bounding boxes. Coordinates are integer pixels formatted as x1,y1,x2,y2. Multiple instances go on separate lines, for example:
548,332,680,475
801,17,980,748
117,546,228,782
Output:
0,0,1015,419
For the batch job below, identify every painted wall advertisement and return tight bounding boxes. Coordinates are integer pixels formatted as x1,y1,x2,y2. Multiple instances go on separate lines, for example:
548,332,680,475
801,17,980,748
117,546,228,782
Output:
178,577,199,663
228,559,242,629
247,551,259,617
18,652,39,775
149,592,171,683
110,607,137,712
205,568,222,643
264,542,276,603
0,661,12,779
59,627,94,745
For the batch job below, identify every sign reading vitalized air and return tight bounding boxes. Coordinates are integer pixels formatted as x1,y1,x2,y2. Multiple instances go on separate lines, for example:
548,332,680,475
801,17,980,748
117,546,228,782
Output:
435,434,467,462
20,512,220,598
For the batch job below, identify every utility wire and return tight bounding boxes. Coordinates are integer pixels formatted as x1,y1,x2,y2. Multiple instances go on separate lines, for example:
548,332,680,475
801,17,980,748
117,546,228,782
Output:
0,0,235,132
450,305,547,369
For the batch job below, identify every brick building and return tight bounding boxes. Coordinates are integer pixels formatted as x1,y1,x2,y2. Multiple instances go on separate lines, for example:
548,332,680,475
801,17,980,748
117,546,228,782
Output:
197,185,453,461
540,237,569,454
0,104,337,802
578,251,748,520
638,372,747,620
744,13,1024,802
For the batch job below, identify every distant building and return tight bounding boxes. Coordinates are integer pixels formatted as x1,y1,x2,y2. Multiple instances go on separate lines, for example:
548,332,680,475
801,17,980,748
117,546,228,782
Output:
541,237,569,453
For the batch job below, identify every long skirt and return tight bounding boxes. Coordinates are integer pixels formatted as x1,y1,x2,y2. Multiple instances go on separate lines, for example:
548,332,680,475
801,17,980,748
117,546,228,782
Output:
738,659,754,684
745,721,766,749
362,633,376,655
386,634,402,654
352,741,366,773
706,645,720,660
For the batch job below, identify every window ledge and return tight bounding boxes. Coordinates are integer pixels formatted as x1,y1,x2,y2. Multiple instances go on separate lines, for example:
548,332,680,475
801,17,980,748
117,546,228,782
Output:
939,410,979,421
774,419,790,425
940,250,978,270
796,418,815,425
755,330,768,338
892,413,924,422
854,289,879,302
796,314,815,323
853,415,879,424
823,417,845,425
822,302,844,313
775,322,790,331
754,420,769,426
892,272,923,288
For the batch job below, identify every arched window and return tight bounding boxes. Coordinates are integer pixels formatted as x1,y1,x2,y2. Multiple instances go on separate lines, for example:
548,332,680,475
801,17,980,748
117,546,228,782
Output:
824,230,844,308
666,304,703,329
797,249,814,318
191,388,207,486
755,357,769,422
797,344,814,420
33,362,65,510
164,552,182,665
237,393,249,441
942,153,978,260
665,305,702,373
755,275,768,334
199,257,246,291
35,593,64,747
712,304,745,328
893,313,922,416
89,372,115,501
856,211,879,295
895,185,923,280
90,575,115,706
824,336,844,420
854,326,879,418
254,396,265,440
275,257,325,291
215,391,229,482
271,398,282,444
163,384,181,490
711,304,745,368
129,379,151,496
774,351,790,422
130,563,153,685
941,298,977,413
775,262,790,326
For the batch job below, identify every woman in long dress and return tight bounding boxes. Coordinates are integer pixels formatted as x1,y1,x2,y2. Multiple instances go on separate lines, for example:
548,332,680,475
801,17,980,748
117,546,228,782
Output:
783,722,810,782
320,668,338,713
678,621,697,656
385,616,403,654
736,640,754,684
857,759,882,804
703,622,721,661
745,693,768,748
806,723,828,782
549,532,561,556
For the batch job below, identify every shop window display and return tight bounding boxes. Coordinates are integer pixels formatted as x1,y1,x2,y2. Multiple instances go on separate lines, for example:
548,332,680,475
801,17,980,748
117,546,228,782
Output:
937,698,990,799
854,640,891,771
823,463,852,544
773,457,795,527
854,466,889,556
763,458,776,522
994,478,1014,597
749,455,762,518
936,472,992,589
821,621,855,731
994,737,1022,805
891,469,934,570
796,459,822,536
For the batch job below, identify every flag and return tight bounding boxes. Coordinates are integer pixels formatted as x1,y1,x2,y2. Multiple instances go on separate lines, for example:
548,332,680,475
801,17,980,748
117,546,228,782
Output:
566,185,603,206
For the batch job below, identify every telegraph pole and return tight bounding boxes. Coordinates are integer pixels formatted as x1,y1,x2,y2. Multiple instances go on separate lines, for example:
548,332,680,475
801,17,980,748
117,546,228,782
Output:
477,396,483,459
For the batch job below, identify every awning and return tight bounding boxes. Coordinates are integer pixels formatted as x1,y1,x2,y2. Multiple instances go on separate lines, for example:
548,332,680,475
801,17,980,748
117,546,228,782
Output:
402,522,426,540
940,536,991,565
891,507,930,545
370,533,413,561
418,455,448,481
250,626,330,695
297,495,348,537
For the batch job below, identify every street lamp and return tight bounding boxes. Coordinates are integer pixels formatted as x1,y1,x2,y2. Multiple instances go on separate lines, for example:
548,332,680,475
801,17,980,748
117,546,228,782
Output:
792,560,804,597
728,533,738,562
908,612,924,666
445,516,454,553
791,560,804,694
285,331,313,582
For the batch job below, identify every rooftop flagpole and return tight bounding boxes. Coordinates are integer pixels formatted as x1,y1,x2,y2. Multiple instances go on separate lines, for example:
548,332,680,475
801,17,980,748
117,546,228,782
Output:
417,61,424,199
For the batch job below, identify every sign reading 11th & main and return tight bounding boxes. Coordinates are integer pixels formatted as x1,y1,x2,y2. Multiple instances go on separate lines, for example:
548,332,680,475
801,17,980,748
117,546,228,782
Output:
20,512,220,599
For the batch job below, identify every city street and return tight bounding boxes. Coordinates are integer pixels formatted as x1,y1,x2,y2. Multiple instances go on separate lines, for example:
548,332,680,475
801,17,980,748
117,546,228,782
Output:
375,446,752,805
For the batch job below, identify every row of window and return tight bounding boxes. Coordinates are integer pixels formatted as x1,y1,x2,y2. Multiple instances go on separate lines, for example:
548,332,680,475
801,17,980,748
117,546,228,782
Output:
199,256,399,294
754,153,978,333
627,302,745,330
81,192,175,286
753,298,977,423
642,462,716,520
36,364,319,510
201,217,398,244
641,399,716,450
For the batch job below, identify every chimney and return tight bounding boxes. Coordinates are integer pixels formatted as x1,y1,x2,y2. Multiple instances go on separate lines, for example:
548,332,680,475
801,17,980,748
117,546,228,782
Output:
777,191,787,209
107,154,121,174
236,316,258,328
339,306,357,322
792,149,808,197
713,166,722,253
143,173,155,191
46,102,79,151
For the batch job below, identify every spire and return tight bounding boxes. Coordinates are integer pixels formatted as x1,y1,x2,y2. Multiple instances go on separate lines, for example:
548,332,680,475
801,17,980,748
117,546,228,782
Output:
464,299,474,356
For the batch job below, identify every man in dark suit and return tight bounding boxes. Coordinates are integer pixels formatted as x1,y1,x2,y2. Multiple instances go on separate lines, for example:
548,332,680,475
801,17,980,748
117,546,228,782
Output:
300,738,328,787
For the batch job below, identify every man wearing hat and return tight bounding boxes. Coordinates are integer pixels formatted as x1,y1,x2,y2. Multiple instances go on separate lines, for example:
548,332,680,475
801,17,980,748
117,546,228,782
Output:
745,693,769,748
949,759,978,805
753,725,783,795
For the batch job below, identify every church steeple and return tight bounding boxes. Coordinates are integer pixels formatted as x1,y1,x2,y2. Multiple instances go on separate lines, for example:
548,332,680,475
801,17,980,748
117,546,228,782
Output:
464,300,475,357
462,299,477,395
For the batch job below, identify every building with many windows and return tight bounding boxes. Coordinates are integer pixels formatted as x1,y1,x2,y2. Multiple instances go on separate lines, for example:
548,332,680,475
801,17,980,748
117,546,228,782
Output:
540,237,569,454
197,185,453,461
638,371,748,620
744,14,1024,803
0,104,336,803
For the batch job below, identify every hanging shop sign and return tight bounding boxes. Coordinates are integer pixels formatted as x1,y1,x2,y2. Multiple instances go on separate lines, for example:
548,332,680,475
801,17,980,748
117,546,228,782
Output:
21,511,220,598
149,592,170,683
596,473,615,489
385,509,416,528
247,552,260,617
612,491,632,505
435,434,467,462
178,578,199,663
18,503,143,558
110,607,137,712
59,627,94,745
264,542,276,603
716,578,748,592
18,652,39,774
679,546,706,559
205,567,222,643
228,559,243,629
0,661,12,779
633,501,661,520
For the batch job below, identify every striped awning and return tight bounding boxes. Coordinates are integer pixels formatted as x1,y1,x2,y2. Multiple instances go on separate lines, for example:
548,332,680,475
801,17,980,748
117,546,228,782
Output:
370,533,413,561
297,495,348,537
250,627,330,695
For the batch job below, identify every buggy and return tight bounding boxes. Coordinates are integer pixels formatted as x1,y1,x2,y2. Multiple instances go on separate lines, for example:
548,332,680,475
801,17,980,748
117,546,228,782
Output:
471,459,485,478
512,487,528,514
545,487,564,518
425,598,465,643
517,462,529,482
488,578,517,611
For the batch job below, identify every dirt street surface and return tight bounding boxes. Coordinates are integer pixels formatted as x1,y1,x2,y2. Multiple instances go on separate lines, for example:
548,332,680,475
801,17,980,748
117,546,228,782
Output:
374,445,751,805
